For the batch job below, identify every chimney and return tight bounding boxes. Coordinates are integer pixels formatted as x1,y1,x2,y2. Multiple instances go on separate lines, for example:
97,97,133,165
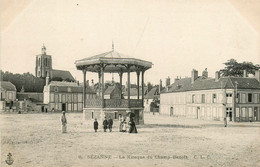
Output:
255,69,260,82
159,79,162,93
191,69,198,84
166,77,171,87
174,76,179,83
202,68,208,79
215,71,220,81
243,70,247,77
91,79,94,88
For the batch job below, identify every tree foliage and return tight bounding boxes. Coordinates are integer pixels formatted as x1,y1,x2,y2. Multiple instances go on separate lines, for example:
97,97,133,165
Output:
219,59,260,77
1,71,45,92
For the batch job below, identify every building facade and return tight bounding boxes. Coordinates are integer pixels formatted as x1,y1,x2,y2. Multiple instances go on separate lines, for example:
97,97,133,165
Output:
43,79,83,112
160,69,260,122
0,81,17,110
144,86,160,112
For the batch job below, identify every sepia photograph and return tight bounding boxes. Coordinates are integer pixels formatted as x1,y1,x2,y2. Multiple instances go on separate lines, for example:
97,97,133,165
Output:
1,0,260,166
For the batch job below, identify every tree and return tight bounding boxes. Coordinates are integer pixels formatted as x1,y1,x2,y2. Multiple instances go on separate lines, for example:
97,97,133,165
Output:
147,82,153,92
219,59,260,77
1,71,45,92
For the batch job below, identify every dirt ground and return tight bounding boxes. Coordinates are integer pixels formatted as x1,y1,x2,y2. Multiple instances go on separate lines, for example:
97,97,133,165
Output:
1,112,260,167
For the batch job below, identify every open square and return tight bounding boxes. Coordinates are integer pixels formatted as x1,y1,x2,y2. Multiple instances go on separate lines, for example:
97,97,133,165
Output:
1,113,260,167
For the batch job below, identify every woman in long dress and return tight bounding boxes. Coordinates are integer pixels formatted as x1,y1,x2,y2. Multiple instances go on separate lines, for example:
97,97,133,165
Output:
121,118,127,132
128,118,137,133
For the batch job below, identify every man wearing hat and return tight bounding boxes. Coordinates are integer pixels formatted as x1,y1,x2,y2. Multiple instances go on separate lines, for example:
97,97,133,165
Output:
61,111,67,133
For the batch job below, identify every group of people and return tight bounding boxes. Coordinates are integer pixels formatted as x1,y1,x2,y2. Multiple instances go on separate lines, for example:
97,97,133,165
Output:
60,111,137,133
94,116,137,133
118,117,137,133
94,117,114,132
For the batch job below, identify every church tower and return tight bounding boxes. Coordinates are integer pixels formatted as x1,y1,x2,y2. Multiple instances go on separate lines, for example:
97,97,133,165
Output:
35,44,53,78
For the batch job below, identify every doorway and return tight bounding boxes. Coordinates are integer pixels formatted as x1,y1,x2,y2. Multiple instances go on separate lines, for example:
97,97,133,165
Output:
197,107,200,119
170,107,173,117
62,103,66,111
226,107,232,121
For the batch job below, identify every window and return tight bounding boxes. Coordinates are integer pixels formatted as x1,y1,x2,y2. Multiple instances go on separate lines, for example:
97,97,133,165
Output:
115,112,118,119
226,93,232,103
74,94,78,102
235,108,240,118
192,95,195,103
248,93,252,102
201,94,205,103
146,99,148,104
241,94,246,103
91,112,94,119
212,94,217,103
242,108,246,117
67,87,71,92
54,87,58,92
38,58,41,66
253,94,258,103
249,108,253,117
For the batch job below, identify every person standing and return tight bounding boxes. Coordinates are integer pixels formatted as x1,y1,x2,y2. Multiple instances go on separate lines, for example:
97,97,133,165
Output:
224,117,227,127
128,117,137,133
61,111,67,133
94,118,99,132
119,114,123,132
122,118,127,132
103,117,108,132
108,117,113,132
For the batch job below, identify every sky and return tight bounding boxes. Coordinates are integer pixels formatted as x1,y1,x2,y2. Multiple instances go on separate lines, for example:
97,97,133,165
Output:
1,0,260,87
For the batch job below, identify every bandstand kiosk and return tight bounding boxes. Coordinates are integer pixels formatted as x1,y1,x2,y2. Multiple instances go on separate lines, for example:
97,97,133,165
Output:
75,47,152,125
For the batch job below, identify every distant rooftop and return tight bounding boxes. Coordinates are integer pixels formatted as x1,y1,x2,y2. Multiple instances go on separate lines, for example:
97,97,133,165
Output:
0,81,16,91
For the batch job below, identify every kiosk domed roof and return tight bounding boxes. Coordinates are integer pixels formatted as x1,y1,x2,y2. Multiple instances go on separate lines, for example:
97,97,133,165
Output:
75,50,152,73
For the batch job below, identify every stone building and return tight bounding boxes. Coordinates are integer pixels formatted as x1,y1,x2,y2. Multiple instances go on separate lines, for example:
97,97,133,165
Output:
160,69,260,122
0,81,17,110
43,77,83,112
144,86,160,112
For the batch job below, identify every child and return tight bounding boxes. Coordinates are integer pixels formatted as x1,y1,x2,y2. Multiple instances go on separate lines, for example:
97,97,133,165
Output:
94,118,98,132
122,118,127,132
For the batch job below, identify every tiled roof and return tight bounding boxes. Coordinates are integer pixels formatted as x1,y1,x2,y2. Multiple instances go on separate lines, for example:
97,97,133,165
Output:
145,87,159,99
49,81,79,87
48,81,83,93
0,81,16,91
123,87,148,96
162,77,260,93
52,69,75,81
104,86,115,95
17,92,43,102
75,50,153,73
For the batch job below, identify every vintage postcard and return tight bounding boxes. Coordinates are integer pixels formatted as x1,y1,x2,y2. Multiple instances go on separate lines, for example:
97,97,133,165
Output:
1,0,260,166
